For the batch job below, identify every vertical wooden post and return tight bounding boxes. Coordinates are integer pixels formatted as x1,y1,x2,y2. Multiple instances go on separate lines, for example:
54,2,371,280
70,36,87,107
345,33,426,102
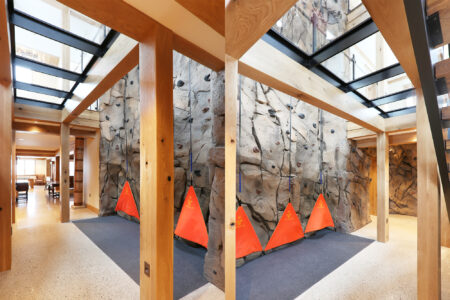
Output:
376,132,389,242
0,83,12,272
224,55,237,300
60,123,70,223
440,180,450,248
73,137,84,206
416,90,441,299
55,156,60,183
11,130,16,224
139,23,173,300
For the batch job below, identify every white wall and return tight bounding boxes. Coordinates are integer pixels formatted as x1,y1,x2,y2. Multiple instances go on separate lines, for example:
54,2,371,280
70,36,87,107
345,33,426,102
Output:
83,131,100,211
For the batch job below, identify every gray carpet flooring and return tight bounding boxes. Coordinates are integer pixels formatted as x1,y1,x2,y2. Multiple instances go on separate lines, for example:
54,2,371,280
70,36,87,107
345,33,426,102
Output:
73,215,208,299
236,229,374,300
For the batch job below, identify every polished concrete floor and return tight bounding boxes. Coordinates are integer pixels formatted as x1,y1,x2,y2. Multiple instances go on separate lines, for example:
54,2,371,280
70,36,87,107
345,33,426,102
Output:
2,187,449,299
297,215,450,299
0,186,223,300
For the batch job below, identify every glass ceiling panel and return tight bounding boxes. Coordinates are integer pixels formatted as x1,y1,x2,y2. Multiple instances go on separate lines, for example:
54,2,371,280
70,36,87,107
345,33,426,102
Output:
15,66,75,91
272,0,370,55
16,89,63,104
15,26,93,74
357,73,413,100
321,32,399,82
378,96,416,112
14,0,110,44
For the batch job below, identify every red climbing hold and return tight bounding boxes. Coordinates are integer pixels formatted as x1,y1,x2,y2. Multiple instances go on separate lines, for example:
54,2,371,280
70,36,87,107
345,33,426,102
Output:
236,206,263,258
265,203,304,251
115,181,140,220
305,193,335,233
175,186,209,248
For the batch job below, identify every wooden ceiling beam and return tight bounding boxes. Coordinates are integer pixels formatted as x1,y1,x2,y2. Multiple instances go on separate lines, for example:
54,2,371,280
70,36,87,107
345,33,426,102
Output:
175,0,224,36
226,0,297,59
239,40,385,133
13,121,96,137
56,0,224,71
16,148,58,157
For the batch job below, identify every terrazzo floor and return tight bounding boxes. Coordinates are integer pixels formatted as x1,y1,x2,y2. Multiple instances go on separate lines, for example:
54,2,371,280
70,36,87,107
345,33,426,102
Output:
0,186,223,300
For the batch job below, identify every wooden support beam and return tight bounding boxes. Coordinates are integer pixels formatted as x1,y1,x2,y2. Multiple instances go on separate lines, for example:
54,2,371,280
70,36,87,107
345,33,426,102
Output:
73,137,84,206
60,123,70,223
225,0,297,59
376,132,389,243
362,0,420,87
417,90,441,299
11,131,15,224
239,40,384,132
12,121,97,138
139,24,174,300
15,148,58,157
175,0,224,35
430,6,450,48
355,131,417,148
63,37,139,124
224,55,237,300
0,83,12,272
435,58,450,79
56,0,224,71
0,0,11,85
442,181,450,248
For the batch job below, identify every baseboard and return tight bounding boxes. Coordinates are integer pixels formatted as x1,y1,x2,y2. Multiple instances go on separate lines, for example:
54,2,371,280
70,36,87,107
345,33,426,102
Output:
87,203,99,215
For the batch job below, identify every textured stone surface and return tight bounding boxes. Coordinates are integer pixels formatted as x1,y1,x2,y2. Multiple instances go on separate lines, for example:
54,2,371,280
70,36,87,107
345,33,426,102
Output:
364,144,417,216
235,76,371,266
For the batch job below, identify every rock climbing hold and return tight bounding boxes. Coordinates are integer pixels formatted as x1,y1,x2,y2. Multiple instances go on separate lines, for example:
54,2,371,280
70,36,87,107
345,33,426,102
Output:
313,123,317,128
331,129,335,134
298,113,305,119
204,74,211,82
106,115,110,121
194,170,201,176
202,107,210,113
253,147,260,153
176,80,185,87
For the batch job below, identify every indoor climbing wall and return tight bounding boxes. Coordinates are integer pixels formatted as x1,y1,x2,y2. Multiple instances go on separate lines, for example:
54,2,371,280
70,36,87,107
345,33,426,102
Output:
235,76,372,265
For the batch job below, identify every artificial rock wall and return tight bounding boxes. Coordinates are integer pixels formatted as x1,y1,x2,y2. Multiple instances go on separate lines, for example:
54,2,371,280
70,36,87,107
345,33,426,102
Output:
364,144,417,216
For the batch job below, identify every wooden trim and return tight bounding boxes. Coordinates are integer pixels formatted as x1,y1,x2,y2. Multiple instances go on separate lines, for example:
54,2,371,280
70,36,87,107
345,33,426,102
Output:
239,40,384,133
376,132,389,243
16,148,58,157
60,123,70,223
0,83,12,272
225,0,297,59
435,58,450,79
73,137,84,206
427,0,449,15
417,89,441,298
224,55,237,300
87,203,99,214
139,24,174,300
12,121,96,138
11,131,15,224
175,0,224,36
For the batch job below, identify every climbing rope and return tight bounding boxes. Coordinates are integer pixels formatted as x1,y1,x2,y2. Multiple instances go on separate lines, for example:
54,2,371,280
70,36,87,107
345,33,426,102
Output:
288,96,293,203
188,59,193,186
319,109,324,194
237,75,243,206
123,75,129,178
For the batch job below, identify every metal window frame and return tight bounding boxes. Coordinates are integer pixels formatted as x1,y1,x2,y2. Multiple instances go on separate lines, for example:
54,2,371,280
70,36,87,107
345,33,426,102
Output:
385,106,416,118
263,17,417,118
7,0,119,111
371,88,416,106
14,56,85,82
11,10,104,56
14,81,69,98
403,0,450,210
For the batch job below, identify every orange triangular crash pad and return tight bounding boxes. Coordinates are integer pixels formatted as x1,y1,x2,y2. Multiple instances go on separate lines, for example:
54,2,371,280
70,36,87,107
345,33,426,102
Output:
236,206,263,258
115,181,140,220
265,203,304,251
305,193,335,233
175,186,208,248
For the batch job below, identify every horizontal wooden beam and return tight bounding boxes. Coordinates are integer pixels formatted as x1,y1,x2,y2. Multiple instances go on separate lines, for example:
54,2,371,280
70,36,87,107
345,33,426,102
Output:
239,40,384,133
226,0,297,59
57,0,224,71
13,121,96,137
435,58,450,84
16,148,58,157
175,0,224,36
355,131,417,148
